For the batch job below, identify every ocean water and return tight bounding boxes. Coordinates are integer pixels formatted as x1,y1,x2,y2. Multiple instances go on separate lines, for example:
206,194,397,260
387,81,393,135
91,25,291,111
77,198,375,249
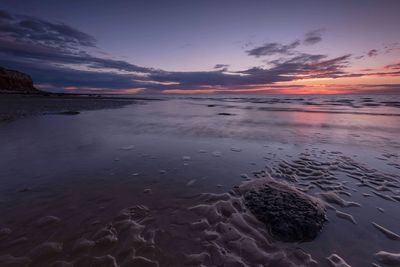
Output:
0,94,399,266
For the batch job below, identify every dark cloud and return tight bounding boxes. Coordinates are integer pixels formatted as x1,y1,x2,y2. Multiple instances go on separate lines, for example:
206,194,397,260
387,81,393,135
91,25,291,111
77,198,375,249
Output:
247,30,323,58
303,30,323,45
1,59,146,90
347,84,400,94
0,9,13,20
214,64,229,69
367,49,378,57
0,39,153,73
246,41,300,57
0,9,96,49
0,9,154,77
384,43,400,54
385,62,400,70
146,53,353,90
262,53,352,79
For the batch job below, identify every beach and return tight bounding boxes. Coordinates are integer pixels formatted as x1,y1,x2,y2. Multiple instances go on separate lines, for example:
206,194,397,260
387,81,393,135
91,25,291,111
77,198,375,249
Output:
0,94,399,267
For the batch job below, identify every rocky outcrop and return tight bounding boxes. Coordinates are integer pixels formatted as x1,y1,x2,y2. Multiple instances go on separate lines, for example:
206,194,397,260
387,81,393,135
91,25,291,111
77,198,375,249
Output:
243,181,326,242
0,67,40,93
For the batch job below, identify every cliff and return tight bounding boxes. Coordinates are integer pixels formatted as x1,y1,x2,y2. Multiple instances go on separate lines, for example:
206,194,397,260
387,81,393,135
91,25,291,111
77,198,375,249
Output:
0,67,41,93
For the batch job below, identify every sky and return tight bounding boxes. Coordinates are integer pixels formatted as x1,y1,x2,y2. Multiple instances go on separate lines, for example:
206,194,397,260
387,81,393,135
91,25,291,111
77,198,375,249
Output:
1,0,400,94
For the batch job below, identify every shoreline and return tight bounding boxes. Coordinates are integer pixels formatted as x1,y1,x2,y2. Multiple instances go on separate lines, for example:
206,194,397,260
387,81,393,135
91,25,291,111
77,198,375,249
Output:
0,94,399,266
0,93,161,123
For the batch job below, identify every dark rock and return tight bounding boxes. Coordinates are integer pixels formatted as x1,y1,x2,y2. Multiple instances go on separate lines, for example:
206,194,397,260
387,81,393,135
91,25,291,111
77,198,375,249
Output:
243,183,326,242
60,111,80,115
217,112,235,116
17,187,32,193
0,67,40,93
0,115,15,123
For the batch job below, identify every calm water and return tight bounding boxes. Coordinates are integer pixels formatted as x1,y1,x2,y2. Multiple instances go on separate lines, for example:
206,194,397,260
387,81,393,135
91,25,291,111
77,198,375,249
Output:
0,94,399,266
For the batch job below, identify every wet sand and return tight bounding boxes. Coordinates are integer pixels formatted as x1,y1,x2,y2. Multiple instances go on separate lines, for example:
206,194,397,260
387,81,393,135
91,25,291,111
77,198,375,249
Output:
0,94,399,266
0,94,150,122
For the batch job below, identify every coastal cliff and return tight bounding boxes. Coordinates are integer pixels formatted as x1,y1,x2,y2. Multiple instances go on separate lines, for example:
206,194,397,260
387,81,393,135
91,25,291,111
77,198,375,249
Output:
0,67,40,93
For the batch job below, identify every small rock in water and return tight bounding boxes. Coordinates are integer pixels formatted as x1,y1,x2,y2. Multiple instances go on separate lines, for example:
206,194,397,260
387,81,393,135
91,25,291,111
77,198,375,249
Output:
217,112,235,116
120,145,135,150
186,179,197,186
143,189,152,194
36,216,61,227
231,147,242,152
240,173,250,180
17,187,32,193
60,111,80,115
212,151,222,157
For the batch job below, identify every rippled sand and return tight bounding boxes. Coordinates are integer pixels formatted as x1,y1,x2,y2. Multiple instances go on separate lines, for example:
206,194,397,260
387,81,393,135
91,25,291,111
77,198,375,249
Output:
0,94,399,266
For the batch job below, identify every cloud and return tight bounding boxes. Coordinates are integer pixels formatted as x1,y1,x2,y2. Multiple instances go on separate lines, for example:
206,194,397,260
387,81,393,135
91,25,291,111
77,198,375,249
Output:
0,39,154,73
303,29,323,45
262,53,352,79
0,10,96,50
385,62,400,70
0,9,13,20
1,9,398,94
145,53,353,90
0,9,155,77
347,84,400,94
246,41,300,57
1,58,146,90
246,29,323,58
367,49,378,57
214,64,229,69
7,51,352,93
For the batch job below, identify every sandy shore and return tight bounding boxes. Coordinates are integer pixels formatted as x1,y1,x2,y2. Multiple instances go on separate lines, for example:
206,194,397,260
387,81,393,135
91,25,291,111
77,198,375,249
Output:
0,94,156,122
0,94,399,266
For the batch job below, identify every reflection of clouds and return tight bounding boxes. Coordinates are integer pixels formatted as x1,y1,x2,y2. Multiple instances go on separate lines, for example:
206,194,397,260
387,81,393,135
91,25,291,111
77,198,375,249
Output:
107,96,400,146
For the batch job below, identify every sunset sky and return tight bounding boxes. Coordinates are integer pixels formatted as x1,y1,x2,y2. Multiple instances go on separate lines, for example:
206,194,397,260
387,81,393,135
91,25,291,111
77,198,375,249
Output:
1,0,400,94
